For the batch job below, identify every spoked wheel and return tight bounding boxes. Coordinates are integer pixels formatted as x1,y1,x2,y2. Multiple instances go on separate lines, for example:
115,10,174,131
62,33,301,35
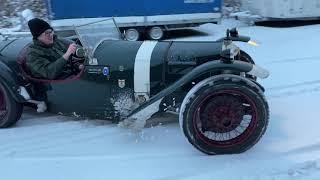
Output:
180,75,269,155
195,90,258,147
0,82,23,128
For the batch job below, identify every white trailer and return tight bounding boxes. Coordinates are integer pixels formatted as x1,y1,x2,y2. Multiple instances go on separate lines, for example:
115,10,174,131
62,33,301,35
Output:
236,0,320,21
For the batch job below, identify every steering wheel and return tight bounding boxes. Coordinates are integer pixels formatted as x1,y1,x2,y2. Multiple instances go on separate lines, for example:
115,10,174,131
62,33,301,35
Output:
68,48,85,75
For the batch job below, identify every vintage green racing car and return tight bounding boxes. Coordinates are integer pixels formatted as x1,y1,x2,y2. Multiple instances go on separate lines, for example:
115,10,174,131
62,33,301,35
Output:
0,19,269,155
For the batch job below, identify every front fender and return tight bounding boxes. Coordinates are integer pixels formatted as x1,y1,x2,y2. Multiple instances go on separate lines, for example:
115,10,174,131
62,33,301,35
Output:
127,60,269,118
0,60,25,102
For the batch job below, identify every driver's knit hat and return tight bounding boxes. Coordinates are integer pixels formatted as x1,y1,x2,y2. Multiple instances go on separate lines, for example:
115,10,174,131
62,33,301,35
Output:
28,18,53,39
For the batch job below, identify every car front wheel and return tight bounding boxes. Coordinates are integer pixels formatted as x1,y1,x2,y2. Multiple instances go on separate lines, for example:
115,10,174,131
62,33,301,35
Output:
0,82,23,128
180,75,269,155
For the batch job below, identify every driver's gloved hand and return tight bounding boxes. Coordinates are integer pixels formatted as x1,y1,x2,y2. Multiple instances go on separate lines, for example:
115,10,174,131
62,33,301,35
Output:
78,64,84,70
63,43,77,60
73,62,84,70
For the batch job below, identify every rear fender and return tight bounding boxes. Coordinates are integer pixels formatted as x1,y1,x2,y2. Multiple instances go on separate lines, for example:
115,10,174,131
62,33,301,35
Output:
0,60,25,102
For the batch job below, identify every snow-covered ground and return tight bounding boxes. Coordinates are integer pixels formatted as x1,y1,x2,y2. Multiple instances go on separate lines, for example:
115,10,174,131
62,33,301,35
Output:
1,19,320,180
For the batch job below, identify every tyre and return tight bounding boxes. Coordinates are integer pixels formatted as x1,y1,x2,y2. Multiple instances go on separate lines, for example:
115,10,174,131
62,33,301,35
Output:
124,28,140,41
179,75,269,155
148,26,164,40
0,82,23,128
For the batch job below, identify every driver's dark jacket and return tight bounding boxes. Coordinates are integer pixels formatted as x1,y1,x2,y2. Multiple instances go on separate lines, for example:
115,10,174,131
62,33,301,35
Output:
26,36,72,79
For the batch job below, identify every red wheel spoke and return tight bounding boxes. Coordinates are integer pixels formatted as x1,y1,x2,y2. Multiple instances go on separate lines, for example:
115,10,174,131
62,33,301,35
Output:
193,89,258,147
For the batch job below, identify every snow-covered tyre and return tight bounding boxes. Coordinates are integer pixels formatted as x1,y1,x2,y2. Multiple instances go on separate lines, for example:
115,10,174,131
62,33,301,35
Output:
179,75,269,155
0,82,23,128
148,26,164,40
124,28,140,41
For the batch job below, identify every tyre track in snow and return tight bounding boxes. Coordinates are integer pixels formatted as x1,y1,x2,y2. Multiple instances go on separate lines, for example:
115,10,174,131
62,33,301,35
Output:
281,143,320,156
0,120,187,161
0,126,122,157
0,118,78,134
0,122,123,157
258,55,320,99
0,126,122,154
266,80,320,99
269,160,320,179
263,55,320,65
0,120,90,142
152,148,320,180
11,151,198,162
6,125,185,159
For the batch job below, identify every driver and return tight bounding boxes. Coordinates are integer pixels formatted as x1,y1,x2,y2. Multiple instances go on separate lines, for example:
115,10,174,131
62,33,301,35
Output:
26,18,81,80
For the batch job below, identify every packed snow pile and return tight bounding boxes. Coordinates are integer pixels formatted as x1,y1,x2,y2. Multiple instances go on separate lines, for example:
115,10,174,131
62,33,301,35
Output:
0,0,48,29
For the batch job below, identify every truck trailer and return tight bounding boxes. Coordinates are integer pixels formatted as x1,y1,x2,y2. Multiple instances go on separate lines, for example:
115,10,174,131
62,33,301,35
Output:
238,0,320,21
46,0,222,41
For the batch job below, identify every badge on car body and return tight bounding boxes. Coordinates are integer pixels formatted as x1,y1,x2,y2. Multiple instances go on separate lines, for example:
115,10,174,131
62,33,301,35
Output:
118,79,125,88
103,67,109,76
89,58,98,65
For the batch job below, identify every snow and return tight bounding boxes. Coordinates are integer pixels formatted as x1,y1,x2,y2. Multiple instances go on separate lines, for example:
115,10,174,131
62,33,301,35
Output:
1,18,320,179
118,98,163,131
20,9,35,22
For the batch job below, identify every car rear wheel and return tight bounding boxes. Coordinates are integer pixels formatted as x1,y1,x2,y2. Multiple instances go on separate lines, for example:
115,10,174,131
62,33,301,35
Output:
180,75,269,155
124,28,140,41
0,82,23,128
